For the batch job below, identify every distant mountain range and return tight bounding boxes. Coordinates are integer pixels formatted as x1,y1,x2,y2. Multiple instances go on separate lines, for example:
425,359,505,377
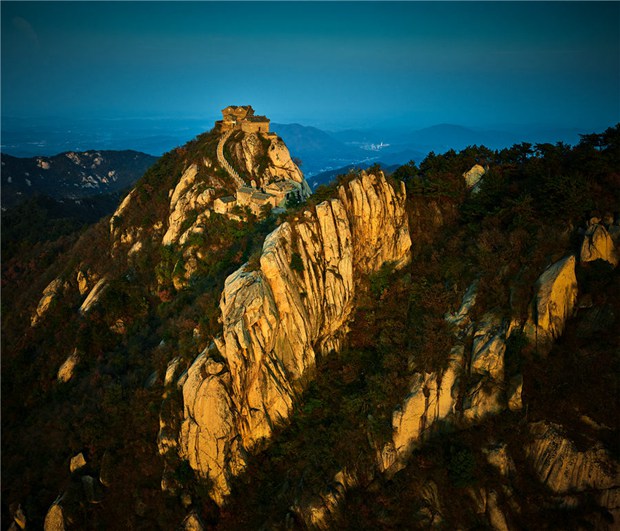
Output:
1,150,158,209
306,162,401,190
1,117,590,187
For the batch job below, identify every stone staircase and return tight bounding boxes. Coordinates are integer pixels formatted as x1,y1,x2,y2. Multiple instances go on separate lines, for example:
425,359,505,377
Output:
216,130,245,187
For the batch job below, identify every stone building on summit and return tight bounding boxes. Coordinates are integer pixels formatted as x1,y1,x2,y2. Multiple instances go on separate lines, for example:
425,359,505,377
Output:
218,105,270,133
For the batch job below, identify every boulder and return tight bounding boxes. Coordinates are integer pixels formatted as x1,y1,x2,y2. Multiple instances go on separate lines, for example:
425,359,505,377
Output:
69,452,86,473
31,278,63,326
79,277,108,314
525,255,578,347
182,511,205,531
463,164,486,190
43,500,66,531
10,503,27,530
580,223,618,267
58,350,80,383
76,268,99,296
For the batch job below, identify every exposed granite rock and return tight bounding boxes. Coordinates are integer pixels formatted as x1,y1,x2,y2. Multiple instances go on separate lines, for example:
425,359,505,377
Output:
232,132,310,195
162,164,215,246
385,348,463,473
57,350,80,383
525,421,618,494
79,277,108,314
182,511,205,531
463,164,486,191
43,499,66,531
31,278,64,326
69,452,86,473
524,255,578,348
76,268,99,296
110,189,140,254
463,314,507,422
9,503,27,530
484,443,516,478
171,172,410,503
580,223,618,267
294,469,358,530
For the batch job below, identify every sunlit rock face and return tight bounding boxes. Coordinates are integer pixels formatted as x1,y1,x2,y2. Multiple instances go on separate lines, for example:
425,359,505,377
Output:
380,287,517,474
463,164,486,190
172,172,411,503
231,132,310,194
31,278,64,327
162,164,214,246
57,350,80,383
43,501,65,531
524,255,578,349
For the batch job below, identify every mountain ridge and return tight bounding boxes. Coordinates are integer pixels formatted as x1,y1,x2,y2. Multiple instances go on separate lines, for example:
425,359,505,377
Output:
2,121,619,530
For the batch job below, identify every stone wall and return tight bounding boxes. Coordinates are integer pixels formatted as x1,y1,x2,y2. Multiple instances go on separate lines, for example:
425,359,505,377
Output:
241,121,269,134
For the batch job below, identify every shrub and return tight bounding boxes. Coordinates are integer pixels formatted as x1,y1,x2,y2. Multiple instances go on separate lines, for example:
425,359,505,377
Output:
290,252,304,273
447,445,476,488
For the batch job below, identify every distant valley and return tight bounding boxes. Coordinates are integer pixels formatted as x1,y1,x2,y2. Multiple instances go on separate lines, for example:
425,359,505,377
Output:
2,117,586,184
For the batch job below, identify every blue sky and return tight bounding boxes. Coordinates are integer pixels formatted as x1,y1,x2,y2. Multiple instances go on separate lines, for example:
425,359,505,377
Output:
2,1,619,130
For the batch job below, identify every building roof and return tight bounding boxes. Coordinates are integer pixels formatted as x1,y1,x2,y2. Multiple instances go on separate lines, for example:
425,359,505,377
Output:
237,186,255,195
216,196,236,204
252,192,274,202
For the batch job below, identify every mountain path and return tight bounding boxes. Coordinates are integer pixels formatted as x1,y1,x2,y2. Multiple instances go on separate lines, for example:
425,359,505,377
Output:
217,131,245,188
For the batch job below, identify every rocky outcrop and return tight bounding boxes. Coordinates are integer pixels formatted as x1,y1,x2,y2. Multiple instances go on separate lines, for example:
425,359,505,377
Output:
31,278,64,326
384,349,463,473
526,421,618,494
79,277,108,314
381,282,521,474
170,172,410,503
162,164,214,246
58,350,80,383
580,223,618,267
524,255,578,348
462,314,509,422
293,469,358,530
525,421,619,526
70,452,86,473
76,268,99,296
8,504,27,530
43,499,66,531
231,132,310,195
182,511,205,531
484,443,516,478
463,164,486,191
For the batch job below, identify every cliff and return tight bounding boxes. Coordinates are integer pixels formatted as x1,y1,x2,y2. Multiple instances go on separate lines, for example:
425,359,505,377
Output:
165,172,411,502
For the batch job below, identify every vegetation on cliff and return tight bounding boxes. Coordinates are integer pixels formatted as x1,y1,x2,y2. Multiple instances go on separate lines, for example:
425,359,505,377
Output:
2,125,619,529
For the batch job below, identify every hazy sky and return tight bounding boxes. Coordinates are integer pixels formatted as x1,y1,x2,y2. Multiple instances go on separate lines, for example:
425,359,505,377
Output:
2,1,619,130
